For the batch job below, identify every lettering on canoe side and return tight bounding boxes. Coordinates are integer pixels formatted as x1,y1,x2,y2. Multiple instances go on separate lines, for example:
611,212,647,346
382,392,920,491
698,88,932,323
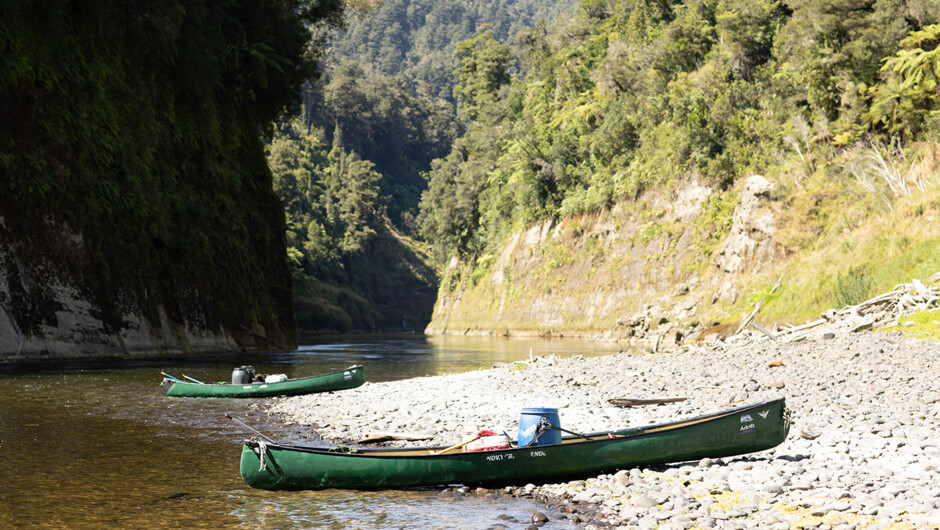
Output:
740,423,756,434
529,451,547,457
486,454,515,462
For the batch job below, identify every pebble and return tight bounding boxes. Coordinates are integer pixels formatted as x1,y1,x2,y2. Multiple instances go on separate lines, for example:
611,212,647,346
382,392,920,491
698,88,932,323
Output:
269,332,940,529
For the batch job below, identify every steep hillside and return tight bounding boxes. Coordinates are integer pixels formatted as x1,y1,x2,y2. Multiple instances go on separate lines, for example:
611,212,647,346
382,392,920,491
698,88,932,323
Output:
428,173,940,345
331,0,578,101
421,0,940,341
0,1,341,360
269,0,580,332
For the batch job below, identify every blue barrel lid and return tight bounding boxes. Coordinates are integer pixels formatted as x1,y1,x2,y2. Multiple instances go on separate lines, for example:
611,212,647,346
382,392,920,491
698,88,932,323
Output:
520,407,559,414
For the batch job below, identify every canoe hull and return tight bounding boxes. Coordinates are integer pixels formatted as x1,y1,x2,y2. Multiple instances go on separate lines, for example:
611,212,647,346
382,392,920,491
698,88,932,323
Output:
239,398,790,490
162,366,364,398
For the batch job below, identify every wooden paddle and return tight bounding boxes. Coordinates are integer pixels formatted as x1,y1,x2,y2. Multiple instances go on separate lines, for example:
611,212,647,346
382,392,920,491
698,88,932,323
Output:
429,434,481,455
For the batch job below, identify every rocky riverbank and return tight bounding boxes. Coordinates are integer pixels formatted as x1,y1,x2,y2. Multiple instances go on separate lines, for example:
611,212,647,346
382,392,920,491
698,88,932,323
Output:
269,331,940,529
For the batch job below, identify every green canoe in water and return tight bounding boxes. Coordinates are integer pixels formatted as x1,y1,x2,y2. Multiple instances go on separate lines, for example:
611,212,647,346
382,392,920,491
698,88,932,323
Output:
161,366,364,398
238,398,790,490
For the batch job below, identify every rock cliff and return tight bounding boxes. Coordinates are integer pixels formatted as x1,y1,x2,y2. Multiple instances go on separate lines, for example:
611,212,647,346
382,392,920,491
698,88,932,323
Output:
0,210,295,361
0,1,307,361
426,176,782,346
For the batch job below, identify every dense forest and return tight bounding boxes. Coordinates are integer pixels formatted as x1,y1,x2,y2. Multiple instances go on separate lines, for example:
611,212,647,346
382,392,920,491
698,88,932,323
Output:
269,0,940,334
0,0,343,357
8,0,936,355
330,0,578,101
419,0,940,266
267,0,578,332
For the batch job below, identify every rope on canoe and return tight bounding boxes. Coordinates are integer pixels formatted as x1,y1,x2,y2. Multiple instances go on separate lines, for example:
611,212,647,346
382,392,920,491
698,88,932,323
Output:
256,439,269,472
524,417,593,447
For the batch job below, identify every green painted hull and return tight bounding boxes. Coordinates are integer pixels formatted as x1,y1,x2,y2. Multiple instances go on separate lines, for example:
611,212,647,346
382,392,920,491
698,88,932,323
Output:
162,366,364,398
239,398,790,490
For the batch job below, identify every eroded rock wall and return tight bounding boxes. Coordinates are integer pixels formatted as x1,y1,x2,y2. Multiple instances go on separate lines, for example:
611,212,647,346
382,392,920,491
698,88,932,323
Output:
426,176,782,346
0,216,285,361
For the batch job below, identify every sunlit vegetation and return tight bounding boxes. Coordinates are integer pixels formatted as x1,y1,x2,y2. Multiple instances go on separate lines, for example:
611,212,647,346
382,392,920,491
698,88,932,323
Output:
267,0,578,329
419,0,940,271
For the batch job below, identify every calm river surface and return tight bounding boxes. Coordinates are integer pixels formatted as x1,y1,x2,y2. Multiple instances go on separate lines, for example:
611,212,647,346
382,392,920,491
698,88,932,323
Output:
0,335,622,529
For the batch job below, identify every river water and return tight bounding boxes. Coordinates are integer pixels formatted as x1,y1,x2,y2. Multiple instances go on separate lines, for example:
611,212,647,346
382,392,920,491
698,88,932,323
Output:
0,335,622,528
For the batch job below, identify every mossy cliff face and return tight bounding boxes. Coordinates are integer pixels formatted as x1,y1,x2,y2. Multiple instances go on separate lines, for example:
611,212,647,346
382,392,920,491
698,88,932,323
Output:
0,1,335,360
425,176,781,345
0,215,294,359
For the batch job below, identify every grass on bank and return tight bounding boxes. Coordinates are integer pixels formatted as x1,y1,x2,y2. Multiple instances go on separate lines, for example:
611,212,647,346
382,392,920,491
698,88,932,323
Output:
725,161,940,328
430,144,940,338
881,309,940,340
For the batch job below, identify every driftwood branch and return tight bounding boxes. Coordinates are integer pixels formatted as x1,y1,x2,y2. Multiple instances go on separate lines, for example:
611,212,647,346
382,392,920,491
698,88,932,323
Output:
749,321,777,341
736,273,784,335
684,272,939,353
608,397,688,407
753,273,939,345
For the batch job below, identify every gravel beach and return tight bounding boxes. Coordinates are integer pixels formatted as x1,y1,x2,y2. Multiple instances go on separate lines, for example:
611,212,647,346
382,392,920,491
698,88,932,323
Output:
269,331,940,529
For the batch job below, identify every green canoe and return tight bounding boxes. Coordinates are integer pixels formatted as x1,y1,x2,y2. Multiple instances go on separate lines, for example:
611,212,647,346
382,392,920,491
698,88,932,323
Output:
161,366,364,398
239,397,790,490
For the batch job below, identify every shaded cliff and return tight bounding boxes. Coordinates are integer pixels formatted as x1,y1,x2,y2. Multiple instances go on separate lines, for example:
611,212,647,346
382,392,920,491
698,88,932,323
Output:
0,0,342,360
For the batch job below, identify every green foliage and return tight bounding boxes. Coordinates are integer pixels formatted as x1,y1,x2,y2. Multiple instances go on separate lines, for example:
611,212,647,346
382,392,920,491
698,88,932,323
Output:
268,119,385,275
453,28,514,121
331,0,579,101
693,190,736,259
417,0,940,269
268,117,439,330
832,266,875,308
867,24,940,140
299,62,460,229
881,308,940,339
0,0,343,342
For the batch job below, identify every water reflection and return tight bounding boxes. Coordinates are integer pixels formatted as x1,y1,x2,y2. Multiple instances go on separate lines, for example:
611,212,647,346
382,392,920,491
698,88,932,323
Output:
0,335,620,528
236,489,574,529
284,334,622,382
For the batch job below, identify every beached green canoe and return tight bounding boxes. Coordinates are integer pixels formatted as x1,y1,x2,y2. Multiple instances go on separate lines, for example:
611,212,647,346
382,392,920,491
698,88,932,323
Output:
161,366,364,398
238,397,790,490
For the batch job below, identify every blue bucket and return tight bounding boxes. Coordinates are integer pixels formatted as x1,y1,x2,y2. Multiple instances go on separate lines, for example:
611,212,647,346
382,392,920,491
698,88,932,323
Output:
518,407,561,447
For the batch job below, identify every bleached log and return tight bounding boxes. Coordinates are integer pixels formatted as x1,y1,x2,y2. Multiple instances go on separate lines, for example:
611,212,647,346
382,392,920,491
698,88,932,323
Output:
749,321,778,341
608,397,688,407
776,318,827,336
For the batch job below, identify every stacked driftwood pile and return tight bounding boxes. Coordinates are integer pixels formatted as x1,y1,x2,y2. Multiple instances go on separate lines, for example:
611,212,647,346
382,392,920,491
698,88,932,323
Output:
702,272,940,350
